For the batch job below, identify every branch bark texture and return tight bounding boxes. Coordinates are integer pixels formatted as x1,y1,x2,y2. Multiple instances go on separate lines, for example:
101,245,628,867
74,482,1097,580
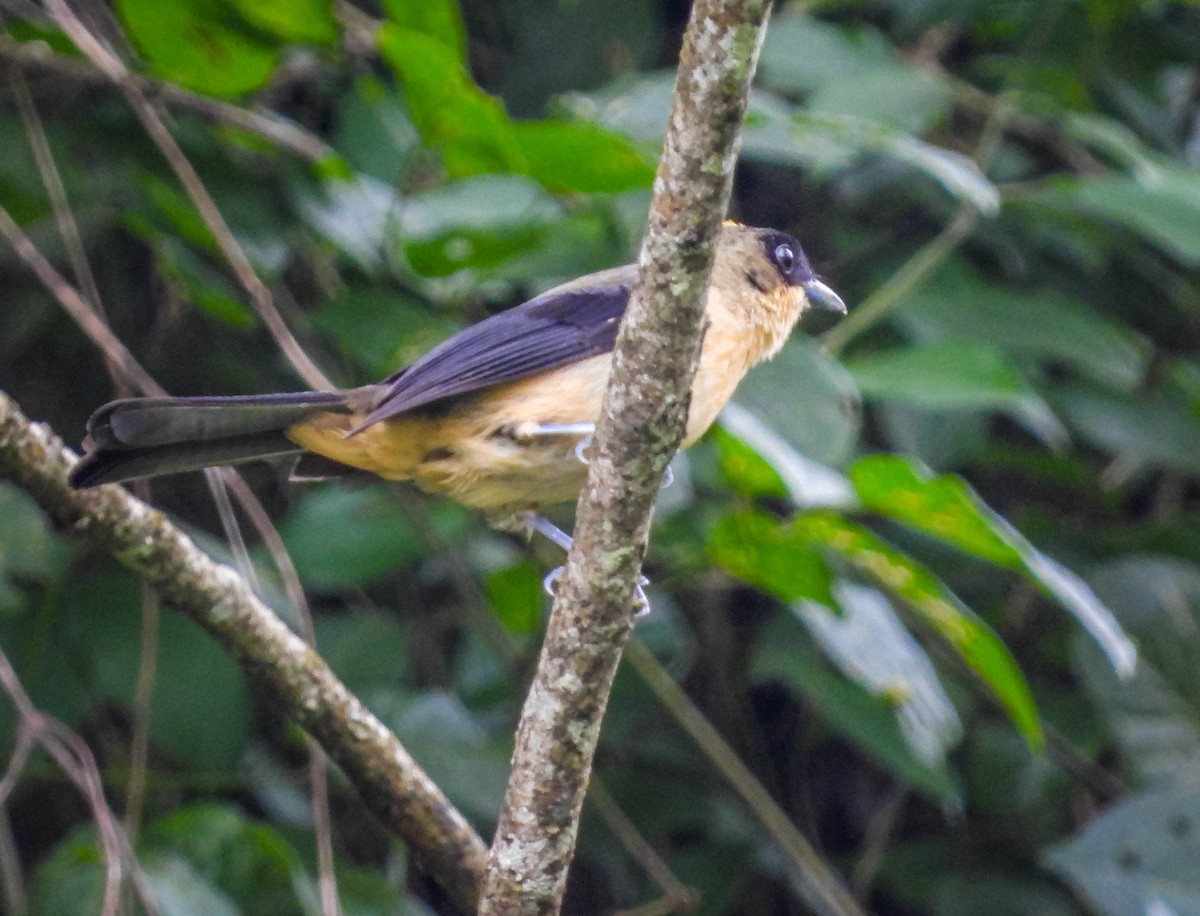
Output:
0,391,488,914
479,2,772,912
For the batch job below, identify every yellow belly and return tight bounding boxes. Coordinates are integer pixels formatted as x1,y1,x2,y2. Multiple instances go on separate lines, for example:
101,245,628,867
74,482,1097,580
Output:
285,322,754,515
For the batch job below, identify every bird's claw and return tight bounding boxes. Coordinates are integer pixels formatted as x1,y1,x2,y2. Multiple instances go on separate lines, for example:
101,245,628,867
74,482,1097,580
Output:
543,565,650,617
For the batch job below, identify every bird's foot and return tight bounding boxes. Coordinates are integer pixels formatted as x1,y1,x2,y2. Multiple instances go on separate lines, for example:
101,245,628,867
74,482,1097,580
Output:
542,564,650,618
523,512,650,617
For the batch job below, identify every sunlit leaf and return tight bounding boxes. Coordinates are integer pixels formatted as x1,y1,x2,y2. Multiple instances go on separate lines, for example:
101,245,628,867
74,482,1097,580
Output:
378,25,526,177
708,510,837,606
717,403,856,508
382,0,467,63
485,561,543,634
229,0,337,45
116,0,279,97
793,511,1042,749
796,582,963,767
709,509,1041,748
850,455,1137,678
512,121,655,193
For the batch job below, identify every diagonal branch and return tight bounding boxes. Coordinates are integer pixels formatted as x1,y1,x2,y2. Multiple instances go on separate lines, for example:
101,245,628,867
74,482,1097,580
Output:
0,391,488,913
480,1,774,912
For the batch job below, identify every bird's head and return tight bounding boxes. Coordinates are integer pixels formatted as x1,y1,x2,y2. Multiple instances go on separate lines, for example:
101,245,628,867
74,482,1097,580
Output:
711,223,846,360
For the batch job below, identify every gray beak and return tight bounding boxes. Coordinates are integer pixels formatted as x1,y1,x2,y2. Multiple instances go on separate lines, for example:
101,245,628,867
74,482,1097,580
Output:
803,278,847,315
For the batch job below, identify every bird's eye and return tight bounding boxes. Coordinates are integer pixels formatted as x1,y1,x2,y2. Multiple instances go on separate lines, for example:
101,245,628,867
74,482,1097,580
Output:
773,243,796,276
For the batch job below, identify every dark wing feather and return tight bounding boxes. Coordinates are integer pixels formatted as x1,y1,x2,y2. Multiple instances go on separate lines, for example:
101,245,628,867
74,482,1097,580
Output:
351,279,631,433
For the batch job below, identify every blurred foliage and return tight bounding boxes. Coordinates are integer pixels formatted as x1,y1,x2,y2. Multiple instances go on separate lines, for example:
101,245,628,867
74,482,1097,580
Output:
0,0,1198,913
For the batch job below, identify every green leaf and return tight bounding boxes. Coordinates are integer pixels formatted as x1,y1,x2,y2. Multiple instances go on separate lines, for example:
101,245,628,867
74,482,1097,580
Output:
730,336,862,467
381,0,467,63
708,510,837,607
716,404,856,508
1037,166,1200,266
229,0,337,45
1050,383,1200,476
850,454,1137,679
375,692,512,820
68,572,253,771
378,25,526,177
311,286,460,378
332,76,421,184
145,804,304,912
28,827,108,916
1046,788,1200,916
281,485,465,589
512,121,655,193
144,857,241,916
315,612,411,698
796,582,964,767
116,0,279,97
751,613,959,800
846,340,1066,446
485,561,543,634
794,511,1043,750
396,174,564,276
897,259,1147,391
1076,557,1200,785
710,508,1040,748
808,68,949,134
0,483,68,613
759,14,897,95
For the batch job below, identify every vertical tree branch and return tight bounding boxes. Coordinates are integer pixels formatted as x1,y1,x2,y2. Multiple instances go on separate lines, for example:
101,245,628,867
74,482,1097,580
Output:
479,2,772,912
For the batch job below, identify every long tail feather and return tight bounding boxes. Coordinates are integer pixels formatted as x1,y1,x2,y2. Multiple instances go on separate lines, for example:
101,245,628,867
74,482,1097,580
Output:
70,391,349,488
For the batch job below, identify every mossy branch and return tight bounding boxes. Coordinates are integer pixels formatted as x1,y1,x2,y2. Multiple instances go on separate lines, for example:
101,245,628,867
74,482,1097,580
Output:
479,1,774,913
0,391,487,914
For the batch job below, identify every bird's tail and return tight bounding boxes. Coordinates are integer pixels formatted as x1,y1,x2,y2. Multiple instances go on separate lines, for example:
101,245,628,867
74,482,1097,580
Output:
69,391,350,488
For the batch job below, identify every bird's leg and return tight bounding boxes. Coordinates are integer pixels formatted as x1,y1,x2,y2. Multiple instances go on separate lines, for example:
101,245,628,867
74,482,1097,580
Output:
512,421,596,464
520,512,649,616
521,421,674,490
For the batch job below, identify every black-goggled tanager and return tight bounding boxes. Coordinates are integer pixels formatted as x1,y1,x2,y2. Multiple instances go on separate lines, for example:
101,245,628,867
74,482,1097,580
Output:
70,223,846,588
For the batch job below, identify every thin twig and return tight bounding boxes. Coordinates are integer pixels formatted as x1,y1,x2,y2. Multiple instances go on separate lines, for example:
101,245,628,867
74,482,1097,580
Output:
7,66,107,320
588,777,698,912
219,470,343,916
0,201,159,392
0,645,160,916
849,784,908,902
42,0,334,392
625,640,865,916
0,806,26,916
822,208,976,355
0,36,335,163
124,577,160,844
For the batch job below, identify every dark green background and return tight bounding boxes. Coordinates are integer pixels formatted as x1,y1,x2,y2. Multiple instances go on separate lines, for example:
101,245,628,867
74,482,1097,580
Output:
1,0,1199,913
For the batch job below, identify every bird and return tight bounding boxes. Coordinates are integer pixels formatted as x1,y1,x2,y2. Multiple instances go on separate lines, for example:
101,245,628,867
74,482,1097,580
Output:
70,223,845,582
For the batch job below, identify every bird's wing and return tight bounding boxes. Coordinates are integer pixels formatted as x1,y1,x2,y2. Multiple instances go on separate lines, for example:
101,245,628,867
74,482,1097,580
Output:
352,268,634,432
